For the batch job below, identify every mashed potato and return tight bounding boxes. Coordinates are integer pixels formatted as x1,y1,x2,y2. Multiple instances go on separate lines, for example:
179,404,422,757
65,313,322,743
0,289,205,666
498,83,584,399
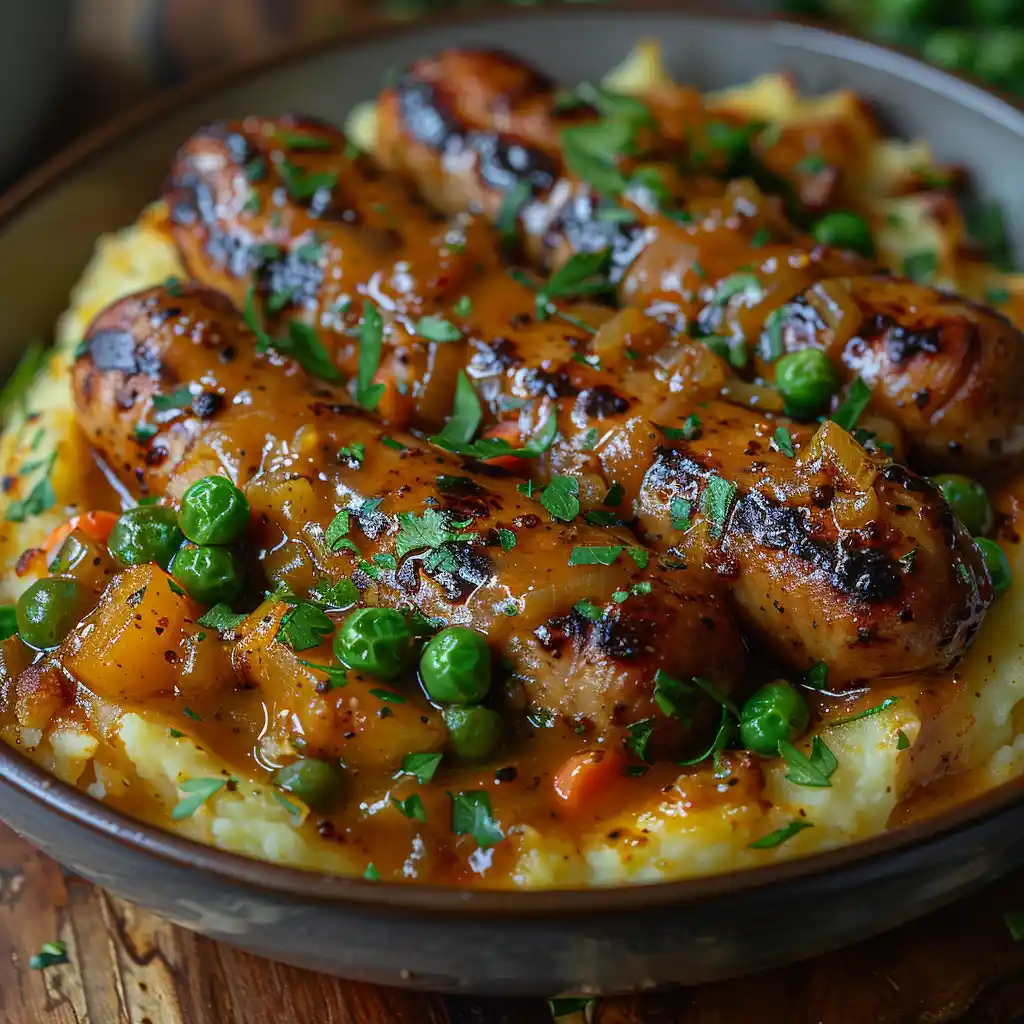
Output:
1,47,1022,887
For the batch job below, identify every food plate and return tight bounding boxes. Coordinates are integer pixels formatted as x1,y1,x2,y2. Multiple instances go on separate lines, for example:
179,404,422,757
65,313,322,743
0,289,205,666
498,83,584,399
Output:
0,4,1023,995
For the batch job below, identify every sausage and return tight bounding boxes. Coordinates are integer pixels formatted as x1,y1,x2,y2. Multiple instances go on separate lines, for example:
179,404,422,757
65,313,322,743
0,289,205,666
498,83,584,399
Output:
758,276,1024,474
632,399,992,685
72,286,745,754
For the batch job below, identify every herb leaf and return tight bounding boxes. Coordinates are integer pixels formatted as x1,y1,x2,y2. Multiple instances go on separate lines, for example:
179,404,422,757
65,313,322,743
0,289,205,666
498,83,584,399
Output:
541,475,580,522
670,497,692,530
624,717,655,763
772,426,795,457
832,377,872,432
395,508,474,560
748,819,813,849
700,475,737,538
197,603,246,634
273,322,341,383
497,179,531,244
357,301,386,410
5,451,57,522
429,370,482,450
569,545,623,566
278,601,335,651
398,752,443,784
779,736,837,788
29,940,68,971
831,696,899,727
391,793,427,821
415,316,462,343
171,777,229,820
497,527,517,552
449,790,504,847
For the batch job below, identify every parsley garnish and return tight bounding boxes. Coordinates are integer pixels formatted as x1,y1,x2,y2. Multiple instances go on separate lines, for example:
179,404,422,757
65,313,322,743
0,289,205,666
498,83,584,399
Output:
1004,911,1024,941
429,370,483,449
309,577,360,608
497,527,517,552
748,819,812,849
896,729,910,750
653,669,698,722
5,450,57,522
603,482,624,507
772,426,795,457
395,508,474,560
299,659,348,688
700,475,737,538
903,250,938,283
548,997,597,1019
398,752,442,784
354,301,385,409
574,599,603,621
337,442,366,466
624,717,655,762
584,509,618,526
363,863,380,881
0,604,19,640
676,705,734,770
832,377,872,432
277,159,338,200
391,793,426,821
804,661,829,690
415,316,462,343
273,322,341,383
763,307,785,362
449,790,504,847
171,777,229,820
278,601,334,651
0,340,47,424
797,153,827,175
497,179,531,244
29,940,68,971
560,119,634,195
541,475,580,522
669,497,692,531
325,509,358,553
578,427,599,451
276,130,334,151
898,548,917,573
370,687,406,704
779,736,838,787
987,286,1010,307
182,707,202,722
569,546,623,566
831,696,899,726
453,295,473,317
273,790,304,825
152,386,194,412
750,227,772,248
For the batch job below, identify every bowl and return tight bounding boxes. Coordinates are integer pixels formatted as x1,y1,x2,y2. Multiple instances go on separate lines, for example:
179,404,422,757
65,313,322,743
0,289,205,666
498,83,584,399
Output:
1,3,1023,996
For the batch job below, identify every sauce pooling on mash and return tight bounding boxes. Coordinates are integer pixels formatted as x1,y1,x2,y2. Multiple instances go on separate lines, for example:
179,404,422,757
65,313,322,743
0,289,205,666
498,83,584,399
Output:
0,43,1021,887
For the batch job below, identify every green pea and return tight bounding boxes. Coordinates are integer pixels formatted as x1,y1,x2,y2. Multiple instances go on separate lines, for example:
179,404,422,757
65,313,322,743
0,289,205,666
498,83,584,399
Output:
975,538,1012,596
774,348,839,419
108,505,185,570
272,758,343,813
811,211,875,258
739,681,811,757
178,475,251,545
419,626,492,704
169,543,244,605
332,607,413,680
931,473,993,536
16,577,84,650
922,29,980,71
443,704,503,760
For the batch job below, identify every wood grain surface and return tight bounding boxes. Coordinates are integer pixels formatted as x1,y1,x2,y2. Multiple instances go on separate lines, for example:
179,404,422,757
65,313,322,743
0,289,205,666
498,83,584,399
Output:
2,823,1023,1024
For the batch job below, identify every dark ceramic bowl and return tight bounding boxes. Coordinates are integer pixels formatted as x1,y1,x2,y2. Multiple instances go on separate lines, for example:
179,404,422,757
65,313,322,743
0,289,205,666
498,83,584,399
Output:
1,4,1024,997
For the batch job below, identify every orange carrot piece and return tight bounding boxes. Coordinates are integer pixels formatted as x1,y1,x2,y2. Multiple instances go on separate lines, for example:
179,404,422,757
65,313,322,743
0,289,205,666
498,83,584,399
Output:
42,510,120,559
553,749,628,811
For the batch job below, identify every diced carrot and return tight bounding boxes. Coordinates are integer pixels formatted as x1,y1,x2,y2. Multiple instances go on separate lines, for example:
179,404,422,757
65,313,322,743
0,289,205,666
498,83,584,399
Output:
374,376,414,429
43,510,120,560
480,420,529,475
553,749,628,812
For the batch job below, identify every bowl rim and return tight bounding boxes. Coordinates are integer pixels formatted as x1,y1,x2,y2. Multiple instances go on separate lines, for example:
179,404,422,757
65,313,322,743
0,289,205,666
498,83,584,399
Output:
1,0,1023,914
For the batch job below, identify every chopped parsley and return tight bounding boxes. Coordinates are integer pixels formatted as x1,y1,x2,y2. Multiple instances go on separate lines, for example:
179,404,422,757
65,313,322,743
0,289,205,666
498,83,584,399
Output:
449,790,504,847
0,340,47,424
987,286,1010,307
429,370,483,449
497,179,531,244
797,153,827,175
903,250,938,283
709,271,764,309
391,793,426,821
779,736,838,788
669,497,692,531
578,427,599,451
772,426,795,457
1004,911,1024,941
541,475,580,522
415,316,462,343
152,386,194,412
560,119,634,195
370,688,406,704
653,669,698,722
356,301,386,410
363,863,381,882
398,752,442,784
274,322,341,383
273,791,304,825
896,729,911,751
748,819,812,849
278,600,335,651
568,545,623,566
548,997,597,1019
624,717,655,763
763,307,785,362
831,376,872,433
277,159,338,201
656,416,701,441
603,482,624,507
337,442,366,466
676,705,734,770
584,509,618,526
831,696,899,727
804,661,829,690
309,577,360,609
5,450,57,522
325,509,358,554
182,707,202,722
298,659,348,688
750,227,772,248
171,777,230,820
453,295,473,317
574,599,603,621
497,527,517,552
29,940,68,971
276,130,334,151
700,475,737,538
395,508,474,561
898,548,918,573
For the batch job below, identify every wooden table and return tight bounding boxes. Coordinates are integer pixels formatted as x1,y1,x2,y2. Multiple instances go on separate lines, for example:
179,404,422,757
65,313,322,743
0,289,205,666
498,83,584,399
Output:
2,823,1023,1023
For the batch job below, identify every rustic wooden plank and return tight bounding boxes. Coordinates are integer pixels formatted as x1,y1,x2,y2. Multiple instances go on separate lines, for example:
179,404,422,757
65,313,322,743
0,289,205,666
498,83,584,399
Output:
3,821,1024,1024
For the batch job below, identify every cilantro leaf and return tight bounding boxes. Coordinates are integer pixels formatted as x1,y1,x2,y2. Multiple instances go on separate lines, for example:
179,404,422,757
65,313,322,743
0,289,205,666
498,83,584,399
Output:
325,509,359,553
700,475,737,538
748,819,812,849
670,497,692,531
624,717,655,763
391,793,427,821
541,475,580,522
415,316,462,343
395,508,474,560
804,661,829,690
197,603,247,634
357,301,386,410
273,322,341,383
653,669,698,722
309,577,360,608
298,659,348,688
398,752,442,784
449,790,504,847
429,370,482,449
337,442,366,466
497,527,517,552
832,376,872,433
5,450,57,522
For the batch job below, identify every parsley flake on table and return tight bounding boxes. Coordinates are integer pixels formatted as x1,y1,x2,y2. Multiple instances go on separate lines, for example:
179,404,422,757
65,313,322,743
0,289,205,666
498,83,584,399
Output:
748,819,813,849
29,940,68,971
398,752,443,784
449,790,504,847
171,777,230,820
779,736,838,788
541,475,580,522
